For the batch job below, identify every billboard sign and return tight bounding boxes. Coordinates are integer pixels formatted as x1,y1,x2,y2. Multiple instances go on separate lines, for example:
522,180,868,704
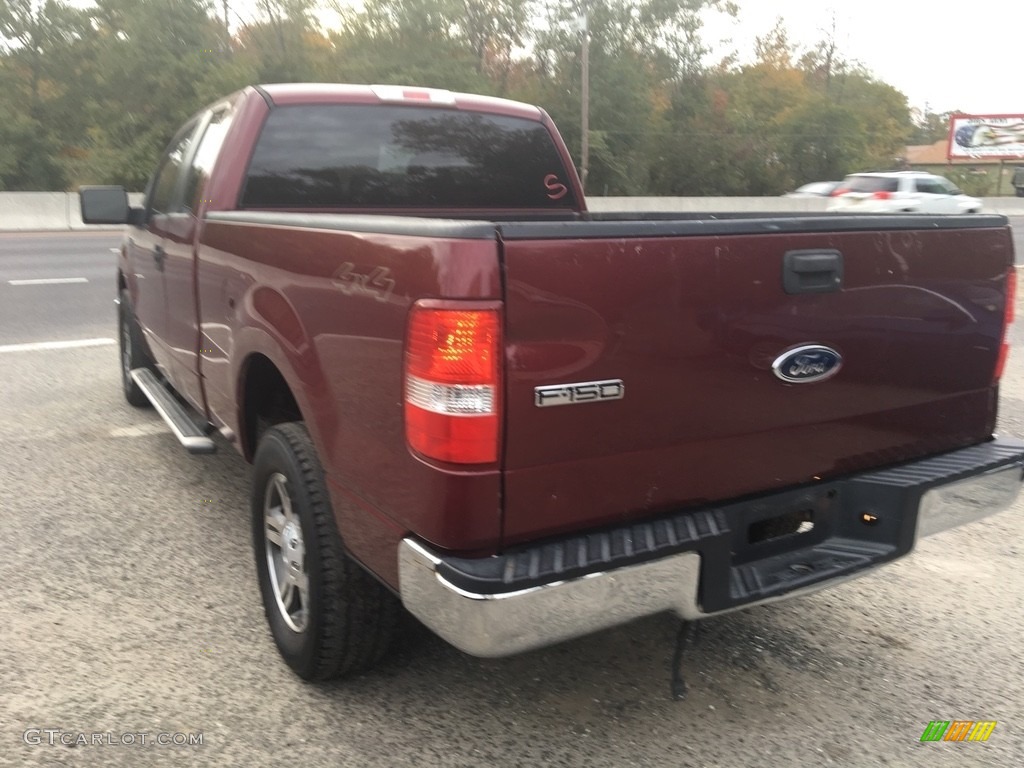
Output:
948,115,1024,160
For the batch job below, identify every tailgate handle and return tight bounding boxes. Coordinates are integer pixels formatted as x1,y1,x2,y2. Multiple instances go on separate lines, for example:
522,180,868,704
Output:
783,250,843,294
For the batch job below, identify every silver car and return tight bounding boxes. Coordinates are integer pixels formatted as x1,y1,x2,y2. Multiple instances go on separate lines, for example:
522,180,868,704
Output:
784,181,842,198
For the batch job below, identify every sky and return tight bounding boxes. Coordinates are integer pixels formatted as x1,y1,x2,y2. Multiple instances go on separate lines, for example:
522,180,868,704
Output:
700,0,1023,117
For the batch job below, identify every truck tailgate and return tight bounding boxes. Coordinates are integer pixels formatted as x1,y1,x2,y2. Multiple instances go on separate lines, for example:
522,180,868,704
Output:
498,216,1013,545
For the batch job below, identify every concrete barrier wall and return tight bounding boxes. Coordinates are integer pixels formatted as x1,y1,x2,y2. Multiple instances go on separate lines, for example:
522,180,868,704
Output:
587,196,1024,215
587,197,831,213
2,192,1022,230
0,192,144,231
0,192,73,231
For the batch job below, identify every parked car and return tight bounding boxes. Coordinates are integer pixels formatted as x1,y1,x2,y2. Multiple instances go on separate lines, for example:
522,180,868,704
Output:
784,181,841,198
827,171,982,214
80,84,1022,684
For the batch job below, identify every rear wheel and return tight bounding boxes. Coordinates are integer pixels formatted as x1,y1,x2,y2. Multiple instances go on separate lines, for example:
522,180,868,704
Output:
118,288,152,407
252,422,399,680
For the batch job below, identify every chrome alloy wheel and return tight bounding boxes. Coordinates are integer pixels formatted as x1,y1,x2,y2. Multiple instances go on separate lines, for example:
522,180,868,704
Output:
263,472,309,633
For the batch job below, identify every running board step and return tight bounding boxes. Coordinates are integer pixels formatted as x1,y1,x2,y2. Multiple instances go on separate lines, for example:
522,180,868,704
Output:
129,368,216,454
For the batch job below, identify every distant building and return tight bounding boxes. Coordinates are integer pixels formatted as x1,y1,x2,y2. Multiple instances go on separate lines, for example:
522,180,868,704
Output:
903,140,1020,195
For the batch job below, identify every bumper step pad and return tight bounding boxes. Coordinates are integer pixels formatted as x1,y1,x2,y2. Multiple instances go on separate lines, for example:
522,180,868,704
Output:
435,438,1024,613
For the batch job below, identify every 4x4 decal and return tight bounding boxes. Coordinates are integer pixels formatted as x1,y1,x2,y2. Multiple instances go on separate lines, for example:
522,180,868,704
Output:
332,263,396,303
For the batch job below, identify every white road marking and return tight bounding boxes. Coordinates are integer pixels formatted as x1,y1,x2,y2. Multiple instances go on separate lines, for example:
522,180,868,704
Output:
0,338,115,353
8,277,89,285
109,423,168,438
110,248,120,254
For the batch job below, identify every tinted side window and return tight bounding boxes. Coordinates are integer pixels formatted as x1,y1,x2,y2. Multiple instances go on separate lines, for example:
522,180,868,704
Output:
242,105,578,210
149,123,198,215
183,108,234,213
915,179,944,195
844,176,899,194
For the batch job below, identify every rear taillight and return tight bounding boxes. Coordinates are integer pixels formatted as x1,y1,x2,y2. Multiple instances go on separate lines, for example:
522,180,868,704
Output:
871,191,892,200
994,268,1016,382
405,301,501,464
829,188,847,197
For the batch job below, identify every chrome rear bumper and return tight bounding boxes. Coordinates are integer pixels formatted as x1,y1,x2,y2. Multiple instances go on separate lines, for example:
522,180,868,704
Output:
399,439,1024,658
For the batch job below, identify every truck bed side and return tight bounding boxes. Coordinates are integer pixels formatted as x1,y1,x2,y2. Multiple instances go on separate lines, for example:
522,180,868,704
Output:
197,213,505,585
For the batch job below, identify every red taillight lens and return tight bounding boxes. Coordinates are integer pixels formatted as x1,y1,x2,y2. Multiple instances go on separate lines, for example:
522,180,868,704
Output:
405,302,501,464
994,268,1016,382
872,191,892,200
829,188,847,197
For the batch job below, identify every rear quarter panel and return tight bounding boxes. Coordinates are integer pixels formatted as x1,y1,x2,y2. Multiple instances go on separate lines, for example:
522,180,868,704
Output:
197,218,503,587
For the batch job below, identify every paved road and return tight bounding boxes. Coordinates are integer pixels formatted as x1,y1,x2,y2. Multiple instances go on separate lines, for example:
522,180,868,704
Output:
2,232,1024,767
0,231,121,344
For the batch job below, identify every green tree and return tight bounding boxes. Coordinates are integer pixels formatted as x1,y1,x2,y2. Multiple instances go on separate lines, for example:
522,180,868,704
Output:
526,0,735,193
235,0,331,82
664,22,807,194
822,69,911,171
0,0,921,195
76,0,236,188
329,0,532,93
779,100,867,183
798,26,912,173
0,0,91,189
910,107,955,144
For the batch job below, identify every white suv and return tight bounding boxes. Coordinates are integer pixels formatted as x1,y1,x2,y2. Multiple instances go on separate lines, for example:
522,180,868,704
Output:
826,172,982,214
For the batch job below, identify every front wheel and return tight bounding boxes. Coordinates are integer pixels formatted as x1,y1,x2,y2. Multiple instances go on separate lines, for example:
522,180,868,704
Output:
252,422,399,680
118,289,152,407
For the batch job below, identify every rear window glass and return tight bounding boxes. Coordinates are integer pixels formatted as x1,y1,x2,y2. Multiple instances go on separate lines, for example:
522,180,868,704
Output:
241,104,578,210
841,176,899,193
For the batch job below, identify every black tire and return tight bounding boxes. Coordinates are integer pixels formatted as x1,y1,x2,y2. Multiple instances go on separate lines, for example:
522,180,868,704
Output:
252,422,399,680
1016,187,1024,198
118,288,152,408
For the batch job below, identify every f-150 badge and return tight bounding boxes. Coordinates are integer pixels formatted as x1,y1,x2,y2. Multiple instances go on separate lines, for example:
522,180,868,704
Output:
772,345,842,384
535,379,624,407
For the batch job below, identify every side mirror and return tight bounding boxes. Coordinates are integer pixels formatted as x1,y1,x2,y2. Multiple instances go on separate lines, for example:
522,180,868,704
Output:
80,185,140,225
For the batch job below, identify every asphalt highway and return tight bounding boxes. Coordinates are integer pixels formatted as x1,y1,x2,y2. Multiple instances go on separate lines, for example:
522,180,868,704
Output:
2,230,1024,767
0,231,121,345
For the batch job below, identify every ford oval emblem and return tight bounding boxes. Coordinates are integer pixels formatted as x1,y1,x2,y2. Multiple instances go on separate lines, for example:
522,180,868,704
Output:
771,345,842,384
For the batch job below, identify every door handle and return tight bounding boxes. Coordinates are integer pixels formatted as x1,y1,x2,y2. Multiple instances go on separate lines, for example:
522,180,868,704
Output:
782,250,843,294
153,244,166,271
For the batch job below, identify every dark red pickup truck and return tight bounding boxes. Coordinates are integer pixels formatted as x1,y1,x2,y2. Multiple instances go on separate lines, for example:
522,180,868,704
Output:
82,83,1024,684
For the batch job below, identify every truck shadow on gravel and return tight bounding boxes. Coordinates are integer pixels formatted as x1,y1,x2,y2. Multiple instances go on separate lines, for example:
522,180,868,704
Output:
326,597,873,719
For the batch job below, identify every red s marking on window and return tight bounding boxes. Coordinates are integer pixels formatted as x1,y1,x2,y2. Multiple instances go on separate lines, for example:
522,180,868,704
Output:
544,174,568,200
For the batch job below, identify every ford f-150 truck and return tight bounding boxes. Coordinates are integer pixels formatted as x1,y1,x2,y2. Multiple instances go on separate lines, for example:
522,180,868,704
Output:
81,83,1024,684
